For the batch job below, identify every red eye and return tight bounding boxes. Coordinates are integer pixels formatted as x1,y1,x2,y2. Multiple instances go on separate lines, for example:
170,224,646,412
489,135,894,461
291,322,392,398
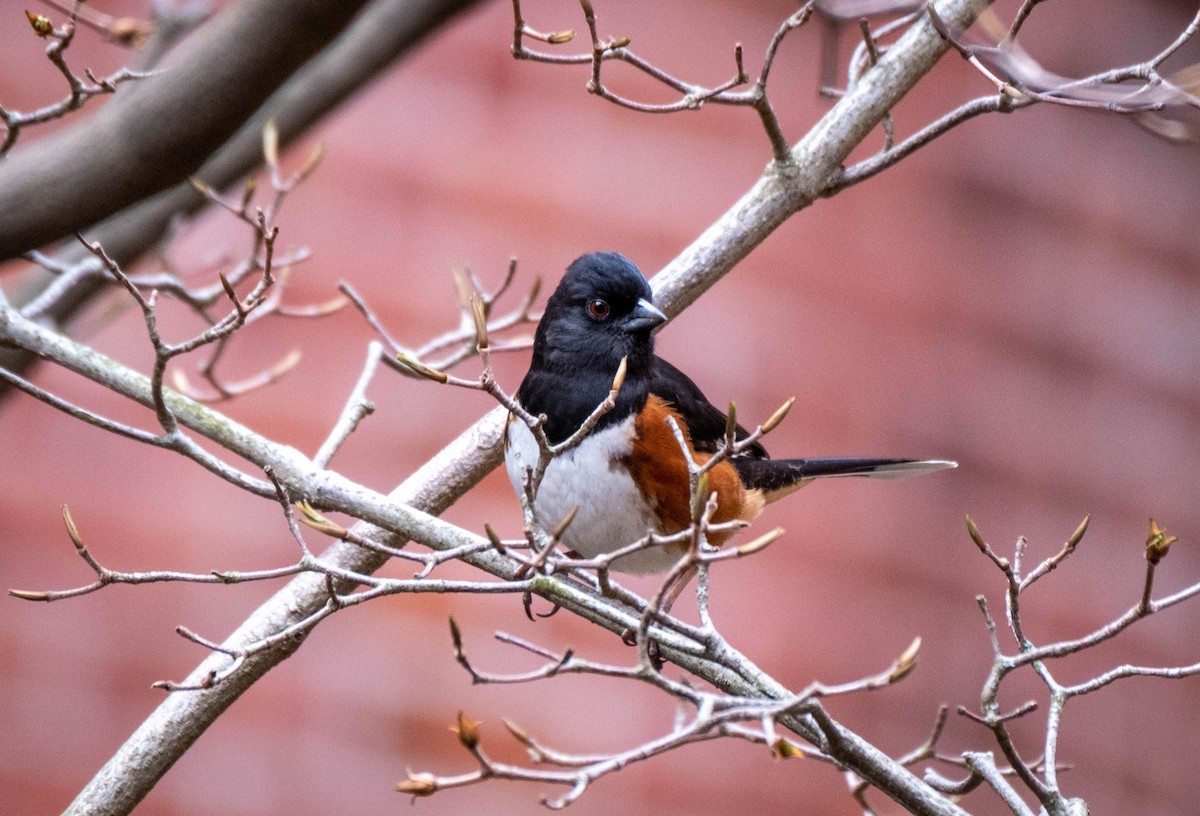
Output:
587,298,611,319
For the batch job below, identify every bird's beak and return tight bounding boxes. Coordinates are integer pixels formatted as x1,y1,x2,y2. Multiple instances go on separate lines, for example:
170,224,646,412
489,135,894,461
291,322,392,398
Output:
625,298,667,332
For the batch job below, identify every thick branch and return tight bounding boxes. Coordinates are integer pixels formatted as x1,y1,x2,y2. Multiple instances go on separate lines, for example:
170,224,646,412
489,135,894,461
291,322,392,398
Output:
0,0,484,394
0,0,387,258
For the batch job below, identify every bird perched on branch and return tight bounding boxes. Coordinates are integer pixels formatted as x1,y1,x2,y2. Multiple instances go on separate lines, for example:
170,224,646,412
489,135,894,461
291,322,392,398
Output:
504,252,955,573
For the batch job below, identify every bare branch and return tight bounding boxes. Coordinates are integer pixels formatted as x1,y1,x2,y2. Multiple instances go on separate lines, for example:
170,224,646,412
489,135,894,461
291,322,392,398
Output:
929,3,1200,131
0,0,381,258
0,4,158,154
512,0,820,161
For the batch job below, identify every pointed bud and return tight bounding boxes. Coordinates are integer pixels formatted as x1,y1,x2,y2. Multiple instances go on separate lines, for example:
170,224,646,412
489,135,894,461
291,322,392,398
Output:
526,275,542,307
26,11,53,36
448,616,463,652
551,506,578,541
299,141,326,179
760,397,795,434
735,527,784,557
262,120,279,168
1145,518,1178,565
483,524,507,556
61,504,84,551
296,501,348,538
471,295,488,351
772,739,805,759
9,589,50,601
395,772,438,798
503,718,533,746
1067,514,1090,548
548,29,575,43
724,401,737,442
239,177,256,210
452,711,481,749
188,177,210,196
218,272,239,306
889,636,921,683
395,352,448,383
450,265,473,308
609,35,631,49
269,350,302,379
108,18,152,48
610,356,627,395
965,514,986,553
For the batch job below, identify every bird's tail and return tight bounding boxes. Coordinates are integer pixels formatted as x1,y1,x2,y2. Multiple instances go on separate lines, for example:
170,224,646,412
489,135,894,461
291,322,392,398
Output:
732,457,956,503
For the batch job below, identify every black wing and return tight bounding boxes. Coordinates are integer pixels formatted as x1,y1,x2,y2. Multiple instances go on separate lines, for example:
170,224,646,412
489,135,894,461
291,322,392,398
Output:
648,356,768,458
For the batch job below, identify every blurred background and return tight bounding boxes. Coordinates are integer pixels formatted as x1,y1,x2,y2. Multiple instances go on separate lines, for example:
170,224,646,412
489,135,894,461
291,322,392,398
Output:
3,0,1200,813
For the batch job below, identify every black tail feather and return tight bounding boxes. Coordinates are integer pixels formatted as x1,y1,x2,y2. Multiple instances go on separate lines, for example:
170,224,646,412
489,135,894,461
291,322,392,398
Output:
732,457,956,499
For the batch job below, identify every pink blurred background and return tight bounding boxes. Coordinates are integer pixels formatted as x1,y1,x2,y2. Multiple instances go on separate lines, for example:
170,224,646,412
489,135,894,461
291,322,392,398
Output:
4,1,1200,814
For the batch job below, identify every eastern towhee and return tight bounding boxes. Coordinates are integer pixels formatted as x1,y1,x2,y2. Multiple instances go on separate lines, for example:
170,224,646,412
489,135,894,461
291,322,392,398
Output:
505,252,955,573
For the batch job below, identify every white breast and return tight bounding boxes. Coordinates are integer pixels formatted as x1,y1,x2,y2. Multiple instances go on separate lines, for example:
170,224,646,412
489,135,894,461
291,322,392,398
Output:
505,417,676,573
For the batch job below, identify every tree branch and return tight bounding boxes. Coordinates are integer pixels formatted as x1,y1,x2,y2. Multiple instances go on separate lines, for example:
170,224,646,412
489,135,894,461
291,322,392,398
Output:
0,0,485,398
0,0,383,258
649,0,991,318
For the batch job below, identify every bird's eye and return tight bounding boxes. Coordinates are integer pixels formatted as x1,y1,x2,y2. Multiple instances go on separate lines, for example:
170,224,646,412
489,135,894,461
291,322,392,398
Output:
586,298,611,320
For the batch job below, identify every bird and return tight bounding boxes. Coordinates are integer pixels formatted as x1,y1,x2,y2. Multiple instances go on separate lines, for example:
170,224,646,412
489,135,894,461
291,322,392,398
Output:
504,251,955,574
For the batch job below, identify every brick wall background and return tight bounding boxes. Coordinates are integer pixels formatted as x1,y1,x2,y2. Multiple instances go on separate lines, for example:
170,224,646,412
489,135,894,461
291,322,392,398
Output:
4,1,1200,814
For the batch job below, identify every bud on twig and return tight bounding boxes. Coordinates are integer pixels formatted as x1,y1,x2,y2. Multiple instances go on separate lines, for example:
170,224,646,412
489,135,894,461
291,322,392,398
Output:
965,514,986,553
453,711,481,750
239,177,256,211
889,636,922,683
395,772,439,798
262,120,280,169
8,588,50,601
551,506,579,541
218,273,240,309
483,523,506,554
108,17,152,48
296,501,348,538
503,718,532,746
610,356,627,395
62,504,84,552
772,738,806,759
1145,518,1177,565
268,350,302,379
760,397,795,434
298,142,326,179
396,352,449,383
26,11,53,37
1067,514,1090,548
471,295,488,351
735,527,784,558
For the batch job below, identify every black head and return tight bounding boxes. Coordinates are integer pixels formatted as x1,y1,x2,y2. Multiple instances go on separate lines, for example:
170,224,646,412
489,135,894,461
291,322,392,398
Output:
517,252,667,442
530,252,666,377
